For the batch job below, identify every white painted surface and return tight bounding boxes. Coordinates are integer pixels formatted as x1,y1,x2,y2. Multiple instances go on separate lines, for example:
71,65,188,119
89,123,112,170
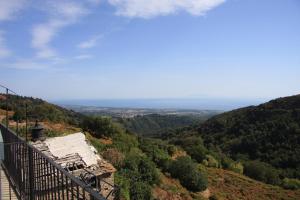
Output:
44,132,101,166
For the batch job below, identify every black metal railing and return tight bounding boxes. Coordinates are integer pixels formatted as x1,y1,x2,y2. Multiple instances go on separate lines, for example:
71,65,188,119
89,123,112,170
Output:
1,122,107,200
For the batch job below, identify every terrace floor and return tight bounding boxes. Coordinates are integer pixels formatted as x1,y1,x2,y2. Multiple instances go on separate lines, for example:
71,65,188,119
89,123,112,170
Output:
0,164,18,200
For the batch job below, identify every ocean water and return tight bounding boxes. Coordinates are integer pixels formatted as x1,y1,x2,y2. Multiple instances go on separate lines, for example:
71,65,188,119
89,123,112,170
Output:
53,98,267,111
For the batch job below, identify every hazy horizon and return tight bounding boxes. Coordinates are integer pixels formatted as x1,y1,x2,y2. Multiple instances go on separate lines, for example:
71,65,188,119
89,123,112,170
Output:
53,96,271,111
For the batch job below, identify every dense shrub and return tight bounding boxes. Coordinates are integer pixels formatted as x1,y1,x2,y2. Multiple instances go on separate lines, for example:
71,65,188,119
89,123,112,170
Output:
173,136,208,163
221,156,244,174
202,155,219,168
138,158,160,185
130,181,152,200
124,152,160,185
169,156,208,192
244,161,281,185
102,148,125,169
81,116,116,138
112,132,139,153
282,178,300,190
228,162,244,174
114,172,130,200
138,138,172,169
167,144,177,155
186,145,207,163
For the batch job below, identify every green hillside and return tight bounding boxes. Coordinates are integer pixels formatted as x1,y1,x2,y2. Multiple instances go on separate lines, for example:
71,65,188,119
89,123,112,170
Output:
120,114,208,136
0,94,84,125
197,94,300,179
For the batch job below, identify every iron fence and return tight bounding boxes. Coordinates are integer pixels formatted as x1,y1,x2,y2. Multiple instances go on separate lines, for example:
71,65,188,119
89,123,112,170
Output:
1,121,107,200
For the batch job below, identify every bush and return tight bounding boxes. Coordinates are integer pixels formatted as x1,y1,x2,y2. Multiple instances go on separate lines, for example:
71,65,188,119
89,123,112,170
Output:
202,155,219,168
282,178,300,190
167,145,177,155
124,153,160,185
220,156,244,174
115,172,130,200
221,156,233,169
81,116,116,138
244,161,281,185
169,156,208,192
228,162,244,174
130,181,152,200
102,148,125,169
138,158,160,185
112,132,139,153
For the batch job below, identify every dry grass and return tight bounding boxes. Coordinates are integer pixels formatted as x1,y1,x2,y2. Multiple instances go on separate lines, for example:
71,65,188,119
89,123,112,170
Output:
206,167,300,200
153,173,195,200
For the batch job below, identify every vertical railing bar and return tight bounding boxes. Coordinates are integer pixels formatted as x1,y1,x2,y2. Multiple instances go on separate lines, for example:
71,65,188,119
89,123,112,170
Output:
46,159,50,200
51,165,57,199
66,176,70,200
60,171,65,200
76,185,80,199
40,153,43,200
57,168,61,200
42,157,46,200
37,152,40,200
82,188,86,200
22,144,26,198
37,152,41,199
71,180,74,200
51,163,54,199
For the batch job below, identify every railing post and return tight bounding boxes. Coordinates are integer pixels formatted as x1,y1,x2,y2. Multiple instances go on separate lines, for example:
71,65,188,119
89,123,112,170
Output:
25,103,28,142
6,88,8,128
28,147,35,200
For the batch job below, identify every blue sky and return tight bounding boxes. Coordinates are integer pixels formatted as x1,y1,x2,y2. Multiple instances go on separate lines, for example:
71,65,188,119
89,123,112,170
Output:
0,0,299,102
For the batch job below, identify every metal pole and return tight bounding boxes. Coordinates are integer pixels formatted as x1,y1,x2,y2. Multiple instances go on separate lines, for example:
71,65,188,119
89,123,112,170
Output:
6,88,8,128
17,120,19,136
25,103,28,142
28,147,35,200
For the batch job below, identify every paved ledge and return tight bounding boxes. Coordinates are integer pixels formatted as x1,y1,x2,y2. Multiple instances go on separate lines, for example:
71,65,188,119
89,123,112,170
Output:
0,164,18,200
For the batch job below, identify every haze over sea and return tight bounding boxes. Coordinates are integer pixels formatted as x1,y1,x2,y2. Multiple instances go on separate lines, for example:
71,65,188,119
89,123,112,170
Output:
54,97,267,111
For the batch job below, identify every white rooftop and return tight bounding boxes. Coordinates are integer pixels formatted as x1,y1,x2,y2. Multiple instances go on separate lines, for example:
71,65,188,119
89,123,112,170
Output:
44,132,101,167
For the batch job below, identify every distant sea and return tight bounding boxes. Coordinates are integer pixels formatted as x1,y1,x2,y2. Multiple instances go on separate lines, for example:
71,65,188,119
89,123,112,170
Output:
53,98,268,111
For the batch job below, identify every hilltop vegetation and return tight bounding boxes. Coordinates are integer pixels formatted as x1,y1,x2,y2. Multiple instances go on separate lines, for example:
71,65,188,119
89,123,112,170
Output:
161,95,300,190
85,116,300,200
0,94,83,125
198,95,300,179
120,114,208,136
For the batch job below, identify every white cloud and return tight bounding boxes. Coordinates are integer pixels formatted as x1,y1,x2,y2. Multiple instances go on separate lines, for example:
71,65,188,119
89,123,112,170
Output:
0,60,47,70
0,0,27,58
86,0,101,5
108,0,225,18
0,0,26,21
0,31,11,58
31,1,90,58
77,34,103,49
75,54,93,59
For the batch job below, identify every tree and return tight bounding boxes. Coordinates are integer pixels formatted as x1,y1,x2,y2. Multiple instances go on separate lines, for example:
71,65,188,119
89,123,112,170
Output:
81,116,115,137
130,181,152,200
169,156,208,192
244,160,281,185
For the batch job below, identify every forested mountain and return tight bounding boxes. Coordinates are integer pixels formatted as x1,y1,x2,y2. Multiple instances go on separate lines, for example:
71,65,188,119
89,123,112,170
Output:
196,95,300,179
0,94,84,125
120,114,210,136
